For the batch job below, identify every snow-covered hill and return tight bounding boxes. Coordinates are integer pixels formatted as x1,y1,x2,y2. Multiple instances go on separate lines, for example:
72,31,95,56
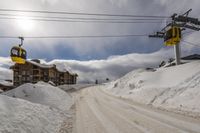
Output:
4,82,73,111
0,94,68,133
104,60,200,117
1,82,73,132
0,57,13,81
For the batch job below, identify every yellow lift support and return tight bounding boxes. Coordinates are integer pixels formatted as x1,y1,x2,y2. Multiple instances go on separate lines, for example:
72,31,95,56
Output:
149,9,200,65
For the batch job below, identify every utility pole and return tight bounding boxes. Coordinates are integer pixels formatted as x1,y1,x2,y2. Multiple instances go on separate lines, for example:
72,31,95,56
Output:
149,9,200,66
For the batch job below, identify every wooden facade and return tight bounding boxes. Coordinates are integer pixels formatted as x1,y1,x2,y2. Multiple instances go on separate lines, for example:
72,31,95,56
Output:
10,59,78,87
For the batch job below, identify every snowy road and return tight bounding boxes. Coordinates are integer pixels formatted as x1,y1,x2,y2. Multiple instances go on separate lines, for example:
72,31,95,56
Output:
73,86,200,133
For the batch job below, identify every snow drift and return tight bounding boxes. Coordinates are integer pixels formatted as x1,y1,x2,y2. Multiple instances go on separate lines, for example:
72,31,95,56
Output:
4,82,73,111
0,94,67,133
59,84,95,92
0,82,73,132
104,60,200,117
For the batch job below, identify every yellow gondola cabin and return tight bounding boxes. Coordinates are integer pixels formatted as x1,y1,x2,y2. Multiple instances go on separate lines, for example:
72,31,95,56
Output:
164,26,181,46
10,46,27,64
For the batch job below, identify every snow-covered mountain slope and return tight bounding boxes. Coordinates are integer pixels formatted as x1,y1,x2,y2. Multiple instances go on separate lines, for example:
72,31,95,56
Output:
4,82,73,111
104,60,200,117
0,94,68,133
0,57,13,81
0,67,12,80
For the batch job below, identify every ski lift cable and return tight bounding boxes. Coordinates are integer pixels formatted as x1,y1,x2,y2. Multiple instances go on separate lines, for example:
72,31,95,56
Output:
0,17,165,24
0,34,149,39
0,8,170,18
0,13,167,21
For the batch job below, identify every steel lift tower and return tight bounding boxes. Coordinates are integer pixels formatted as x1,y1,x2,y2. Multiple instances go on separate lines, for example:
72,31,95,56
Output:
149,9,200,65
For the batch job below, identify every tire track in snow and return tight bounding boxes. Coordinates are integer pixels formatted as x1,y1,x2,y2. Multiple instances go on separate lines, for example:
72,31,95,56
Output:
73,86,200,133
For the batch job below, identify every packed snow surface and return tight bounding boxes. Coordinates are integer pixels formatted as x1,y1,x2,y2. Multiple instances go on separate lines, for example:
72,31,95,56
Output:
105,60,200,117
0,94,67,133
4,82,73,111
59,84,95,92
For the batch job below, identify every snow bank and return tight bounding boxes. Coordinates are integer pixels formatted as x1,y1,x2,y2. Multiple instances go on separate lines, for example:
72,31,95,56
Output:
105,60,200,117
4,82,73,111
0,80,13,86
0,94,67,133
59,84,95,92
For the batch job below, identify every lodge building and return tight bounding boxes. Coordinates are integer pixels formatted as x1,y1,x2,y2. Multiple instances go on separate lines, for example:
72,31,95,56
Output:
10,59,78,87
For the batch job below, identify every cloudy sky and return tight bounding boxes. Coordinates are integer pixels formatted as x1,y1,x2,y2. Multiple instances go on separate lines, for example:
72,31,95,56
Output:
0,0,200,82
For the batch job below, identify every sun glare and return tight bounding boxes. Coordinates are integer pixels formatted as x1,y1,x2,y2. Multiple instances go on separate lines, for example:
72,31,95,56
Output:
16,17,35,32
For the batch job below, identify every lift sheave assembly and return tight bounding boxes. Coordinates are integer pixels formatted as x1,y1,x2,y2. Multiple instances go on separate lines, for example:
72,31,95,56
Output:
10,37,27,64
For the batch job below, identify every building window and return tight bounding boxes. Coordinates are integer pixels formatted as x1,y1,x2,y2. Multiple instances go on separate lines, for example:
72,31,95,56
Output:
26,77,30,81
22,77,26,81
14,71,19,75
22,71,26,75
33,65,38,69
33,70,39,75
26,71,30,75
